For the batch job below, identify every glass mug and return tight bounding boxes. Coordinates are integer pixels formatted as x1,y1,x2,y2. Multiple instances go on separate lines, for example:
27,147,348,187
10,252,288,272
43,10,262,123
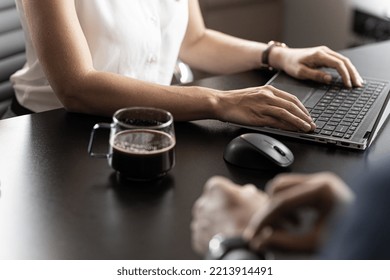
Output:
88,107,176,181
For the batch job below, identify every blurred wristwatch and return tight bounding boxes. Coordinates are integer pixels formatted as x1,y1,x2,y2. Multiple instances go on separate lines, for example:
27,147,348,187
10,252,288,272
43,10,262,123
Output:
206,234,249,260
261,40,288,71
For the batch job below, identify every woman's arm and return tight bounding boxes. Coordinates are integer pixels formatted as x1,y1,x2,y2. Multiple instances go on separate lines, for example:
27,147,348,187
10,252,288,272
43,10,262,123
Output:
21,0,219,119
180,0,266,75
21,0,314,132
181,0,363,87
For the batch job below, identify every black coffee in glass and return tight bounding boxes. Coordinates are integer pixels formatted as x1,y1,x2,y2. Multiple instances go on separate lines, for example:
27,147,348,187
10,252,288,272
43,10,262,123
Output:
110,129,175,181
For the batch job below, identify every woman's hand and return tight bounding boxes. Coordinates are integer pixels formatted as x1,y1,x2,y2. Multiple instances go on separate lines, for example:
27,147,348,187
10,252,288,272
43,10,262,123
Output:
191,176,268,254
270,46,364,88
243,172,354,253
215,85,316,132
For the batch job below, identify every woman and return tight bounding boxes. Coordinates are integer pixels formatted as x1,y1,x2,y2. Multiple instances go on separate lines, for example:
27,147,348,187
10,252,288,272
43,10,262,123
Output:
9,0,362,132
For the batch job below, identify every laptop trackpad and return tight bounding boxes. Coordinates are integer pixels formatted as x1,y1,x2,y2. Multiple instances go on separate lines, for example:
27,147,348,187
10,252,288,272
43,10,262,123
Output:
271,82,313,103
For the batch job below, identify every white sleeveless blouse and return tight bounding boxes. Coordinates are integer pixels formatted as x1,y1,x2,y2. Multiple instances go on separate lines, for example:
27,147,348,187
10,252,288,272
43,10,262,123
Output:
11,0,189,112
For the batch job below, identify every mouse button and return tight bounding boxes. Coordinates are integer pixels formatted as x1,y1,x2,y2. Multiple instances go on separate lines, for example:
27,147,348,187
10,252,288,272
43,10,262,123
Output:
266,145,293,166
278,146,294,162
242,134,283,158
277,156,293,166
273,145,286,156
285,150,294,162
264,148,286,163
240,133,268,150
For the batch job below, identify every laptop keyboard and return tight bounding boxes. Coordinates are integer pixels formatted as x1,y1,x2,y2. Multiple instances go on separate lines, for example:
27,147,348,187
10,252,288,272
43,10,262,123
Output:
306,79,385,139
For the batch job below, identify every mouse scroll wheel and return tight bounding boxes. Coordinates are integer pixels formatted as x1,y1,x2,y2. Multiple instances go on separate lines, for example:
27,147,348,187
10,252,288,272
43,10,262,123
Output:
273,145,286,156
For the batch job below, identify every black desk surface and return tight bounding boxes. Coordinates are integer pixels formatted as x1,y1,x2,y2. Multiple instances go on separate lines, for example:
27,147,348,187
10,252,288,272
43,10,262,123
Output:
1,41,390,260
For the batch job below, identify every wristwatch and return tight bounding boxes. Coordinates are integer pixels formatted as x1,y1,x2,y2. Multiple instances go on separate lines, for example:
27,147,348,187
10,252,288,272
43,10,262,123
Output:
206,234,249,260
261,40,288,71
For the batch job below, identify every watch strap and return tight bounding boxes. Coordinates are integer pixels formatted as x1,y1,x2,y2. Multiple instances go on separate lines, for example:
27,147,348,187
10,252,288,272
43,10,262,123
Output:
261,40,287,70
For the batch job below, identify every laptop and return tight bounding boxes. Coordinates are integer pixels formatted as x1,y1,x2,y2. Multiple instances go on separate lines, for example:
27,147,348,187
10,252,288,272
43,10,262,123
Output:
236,71,390,150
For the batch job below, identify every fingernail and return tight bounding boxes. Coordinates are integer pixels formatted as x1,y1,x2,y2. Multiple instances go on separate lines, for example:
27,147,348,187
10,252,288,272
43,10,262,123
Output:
324,75,332,83
303,122,312,131
311,122,317,129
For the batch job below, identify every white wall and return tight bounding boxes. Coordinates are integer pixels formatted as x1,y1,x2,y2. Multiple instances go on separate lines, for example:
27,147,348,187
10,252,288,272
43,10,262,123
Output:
282,0,352,50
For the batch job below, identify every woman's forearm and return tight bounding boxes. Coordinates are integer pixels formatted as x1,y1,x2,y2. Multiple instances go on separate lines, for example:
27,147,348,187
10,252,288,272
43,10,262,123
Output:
59,69,221,120
180,29,267,75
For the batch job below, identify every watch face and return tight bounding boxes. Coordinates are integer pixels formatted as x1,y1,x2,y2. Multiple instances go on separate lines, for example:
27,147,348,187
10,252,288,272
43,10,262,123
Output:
207,235,249,260
207,234,225,260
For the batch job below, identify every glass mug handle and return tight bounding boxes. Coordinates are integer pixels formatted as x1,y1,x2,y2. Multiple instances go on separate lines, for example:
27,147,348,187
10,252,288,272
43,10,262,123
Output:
88,123,113,158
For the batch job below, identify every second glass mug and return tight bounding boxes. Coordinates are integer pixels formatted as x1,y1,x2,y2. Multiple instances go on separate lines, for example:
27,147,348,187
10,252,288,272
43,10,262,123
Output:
88,107,176,181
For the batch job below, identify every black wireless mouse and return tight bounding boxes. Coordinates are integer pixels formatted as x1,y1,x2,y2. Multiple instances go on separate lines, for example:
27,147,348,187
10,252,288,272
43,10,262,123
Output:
223,133,294,170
